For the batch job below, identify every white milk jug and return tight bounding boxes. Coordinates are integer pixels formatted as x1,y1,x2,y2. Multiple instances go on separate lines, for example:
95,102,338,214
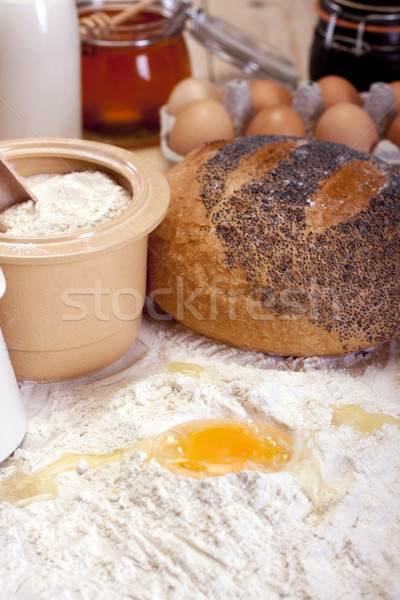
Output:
0,268,27,462
0,0,81,139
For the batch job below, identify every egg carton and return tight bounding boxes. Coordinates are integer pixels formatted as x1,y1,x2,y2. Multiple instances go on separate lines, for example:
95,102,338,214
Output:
160,79,400,167
160,104,183,163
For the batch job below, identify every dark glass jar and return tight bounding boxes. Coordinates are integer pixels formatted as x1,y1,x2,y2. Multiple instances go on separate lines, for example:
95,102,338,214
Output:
309,0,400,91
78,0,192,147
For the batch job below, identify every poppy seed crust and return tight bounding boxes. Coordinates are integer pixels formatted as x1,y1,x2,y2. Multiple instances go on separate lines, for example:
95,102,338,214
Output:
195,136,400,348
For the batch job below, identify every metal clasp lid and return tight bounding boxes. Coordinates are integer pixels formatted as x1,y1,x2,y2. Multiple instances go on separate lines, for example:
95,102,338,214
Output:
186,8,300,88
320,0,400,56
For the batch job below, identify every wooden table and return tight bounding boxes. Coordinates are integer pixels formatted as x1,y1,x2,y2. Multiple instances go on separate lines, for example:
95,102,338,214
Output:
139,0,317,171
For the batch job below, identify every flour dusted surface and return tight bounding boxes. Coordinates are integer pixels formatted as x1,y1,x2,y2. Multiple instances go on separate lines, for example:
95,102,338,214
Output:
0,170,131,236
0,317,399,599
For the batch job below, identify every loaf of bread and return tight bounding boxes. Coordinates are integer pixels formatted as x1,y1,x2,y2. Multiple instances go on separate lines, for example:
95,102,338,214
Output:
147,135,400,356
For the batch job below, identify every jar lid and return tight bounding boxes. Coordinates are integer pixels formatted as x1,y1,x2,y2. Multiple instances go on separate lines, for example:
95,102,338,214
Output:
320,0,400,23
186,8,300,88
332,0,400,12
317,0,400,42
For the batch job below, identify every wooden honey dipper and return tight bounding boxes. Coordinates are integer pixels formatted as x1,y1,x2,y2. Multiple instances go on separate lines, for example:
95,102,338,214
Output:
79,0,155,34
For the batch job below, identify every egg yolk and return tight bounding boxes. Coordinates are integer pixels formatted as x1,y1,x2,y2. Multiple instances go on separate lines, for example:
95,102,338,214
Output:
150,418,293,478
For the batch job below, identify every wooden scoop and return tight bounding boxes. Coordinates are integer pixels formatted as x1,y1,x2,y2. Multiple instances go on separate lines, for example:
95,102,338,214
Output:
79,0,154,35
0,153,38,233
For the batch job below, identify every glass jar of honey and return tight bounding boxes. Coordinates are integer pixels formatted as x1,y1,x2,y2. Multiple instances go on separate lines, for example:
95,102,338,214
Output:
309,0,400,91
78,0,192,147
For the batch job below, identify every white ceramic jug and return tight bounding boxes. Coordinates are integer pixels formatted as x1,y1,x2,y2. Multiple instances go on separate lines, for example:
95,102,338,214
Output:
0,0,81,139
0,267,27,462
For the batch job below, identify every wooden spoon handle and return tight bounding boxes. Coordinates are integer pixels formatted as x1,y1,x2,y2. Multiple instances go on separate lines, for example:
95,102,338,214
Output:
110,0,154,26
0,154,37,212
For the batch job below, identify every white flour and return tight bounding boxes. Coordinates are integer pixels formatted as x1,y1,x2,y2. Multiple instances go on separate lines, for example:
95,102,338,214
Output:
0,317,399,599
0,170,131,237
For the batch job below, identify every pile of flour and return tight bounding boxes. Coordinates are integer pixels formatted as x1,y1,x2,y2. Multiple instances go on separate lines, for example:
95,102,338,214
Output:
0,317,399,599
0,170,131,237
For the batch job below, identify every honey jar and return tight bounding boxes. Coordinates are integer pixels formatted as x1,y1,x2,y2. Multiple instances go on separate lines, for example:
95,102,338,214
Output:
78,0,192,147
78,1,301,147
309,0,400,91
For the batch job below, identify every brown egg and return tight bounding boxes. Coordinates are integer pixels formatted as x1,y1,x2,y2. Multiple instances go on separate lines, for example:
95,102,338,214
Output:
317,75,362,108
169,99,234,156
246,105,306,137
387,113,400,147
389,81,400,111
249,79,293,112
314,103,379,152
167,78,222,116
